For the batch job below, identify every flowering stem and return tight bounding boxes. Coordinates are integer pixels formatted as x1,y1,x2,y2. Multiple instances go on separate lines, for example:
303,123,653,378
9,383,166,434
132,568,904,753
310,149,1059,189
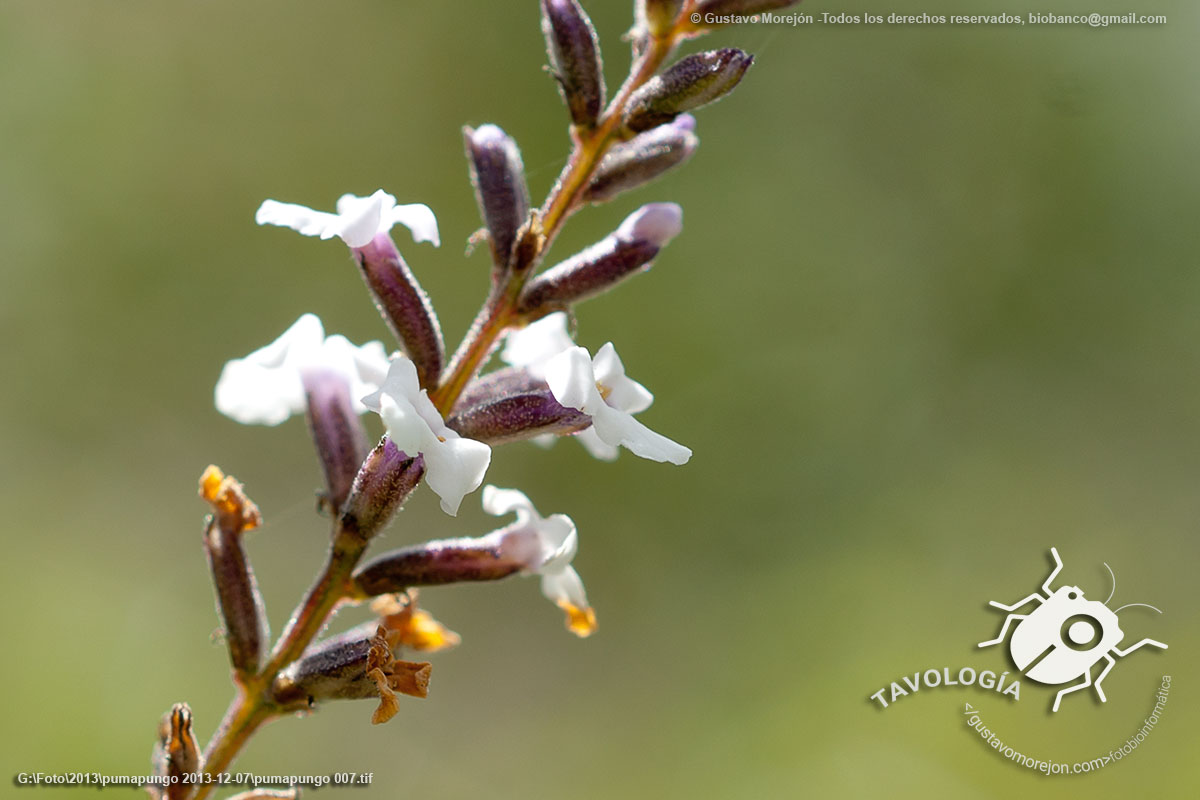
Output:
430,23,685,416
193,14,698,797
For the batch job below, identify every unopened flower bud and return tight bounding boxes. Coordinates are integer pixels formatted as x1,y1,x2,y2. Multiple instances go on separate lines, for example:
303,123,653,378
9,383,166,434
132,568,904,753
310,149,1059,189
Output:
465,125,531,272
518,204,682,315
339,439,425,541
352,233,444,389
271,624,431,725
200,467,268,677
446,378,592,445
303,371,369,513
695,0,801,19
639,0,685,37
541,0,605,128
583,115,698,204
152,704,200,800
624,49,753,133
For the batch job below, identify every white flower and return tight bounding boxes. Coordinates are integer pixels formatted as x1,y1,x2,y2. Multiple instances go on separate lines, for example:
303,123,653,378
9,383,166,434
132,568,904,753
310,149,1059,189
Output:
500,312,575,379
483,485,595,637
502,314,690,464
544,343,691,465
255,189,440,249
362,357,491,516
215,313,389,426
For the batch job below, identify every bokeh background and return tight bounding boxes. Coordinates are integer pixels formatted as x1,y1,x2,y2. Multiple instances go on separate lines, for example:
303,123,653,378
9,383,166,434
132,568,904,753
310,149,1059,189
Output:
2,1,1197,797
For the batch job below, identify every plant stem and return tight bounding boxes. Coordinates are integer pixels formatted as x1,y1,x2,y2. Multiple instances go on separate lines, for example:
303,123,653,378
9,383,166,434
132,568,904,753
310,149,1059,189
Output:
430,27,683,416
193,529,364,800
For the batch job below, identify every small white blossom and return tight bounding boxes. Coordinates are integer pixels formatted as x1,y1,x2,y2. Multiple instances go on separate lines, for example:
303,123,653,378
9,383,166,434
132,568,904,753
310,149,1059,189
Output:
362,358,490,516
255,189,440,249
502,314,690,464
483,485,595,637
544,343,691,465
215,313,389,426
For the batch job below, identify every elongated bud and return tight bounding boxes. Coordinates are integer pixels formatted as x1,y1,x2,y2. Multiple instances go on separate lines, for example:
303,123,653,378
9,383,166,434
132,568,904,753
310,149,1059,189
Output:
447,379,591,444
624,49,753,133
541,0,605,128
352,233,444,389
352,533,534,596
518,203,682,315
583,115,697,204
271,624,431,725
152,704,200,800
200,467,267,677
639,0,685,37
465,125,530,272
339,439,424,541
303,370,368,513
696,0,801,18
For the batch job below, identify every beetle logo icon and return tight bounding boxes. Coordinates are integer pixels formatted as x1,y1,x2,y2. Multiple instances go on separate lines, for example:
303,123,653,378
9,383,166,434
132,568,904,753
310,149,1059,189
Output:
978,547,1166,712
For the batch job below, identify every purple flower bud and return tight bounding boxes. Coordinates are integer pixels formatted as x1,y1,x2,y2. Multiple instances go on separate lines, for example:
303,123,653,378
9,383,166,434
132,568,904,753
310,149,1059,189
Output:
464,124,530,271
302,369,369,513
624,49,754,133
638,0,685,37
447,380,592,445
541,0,605,128
352,233,444,389
614,202,684,247
518,204,682,314
696,0,802,18
339,439,425,541
583,116,698,204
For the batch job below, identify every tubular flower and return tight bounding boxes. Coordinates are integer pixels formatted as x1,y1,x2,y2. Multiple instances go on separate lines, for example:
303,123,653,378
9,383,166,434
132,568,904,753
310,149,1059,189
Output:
255,189,440,249
483,486,596,637
362,357,491,516
502,313,690,464
215,313,389,426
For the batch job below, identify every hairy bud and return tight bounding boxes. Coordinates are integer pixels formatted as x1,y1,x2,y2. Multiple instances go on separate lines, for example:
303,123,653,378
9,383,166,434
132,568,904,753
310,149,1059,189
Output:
583,115,698,204
624,49,753,133
465,124,530,272
447,371,592,444
352,233,444,389
518,203,682,314
302,371,368,514
541,0,605,128
339,439,425,541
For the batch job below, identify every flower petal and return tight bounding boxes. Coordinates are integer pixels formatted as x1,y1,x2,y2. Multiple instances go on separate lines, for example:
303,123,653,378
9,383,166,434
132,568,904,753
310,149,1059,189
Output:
214,314,325,425
501,312,575,377
255,200,344,240
592,343,653,414
482,486,536,522
544,346,604,412
389,203,441,247
590,403,691,465
334,191,390,248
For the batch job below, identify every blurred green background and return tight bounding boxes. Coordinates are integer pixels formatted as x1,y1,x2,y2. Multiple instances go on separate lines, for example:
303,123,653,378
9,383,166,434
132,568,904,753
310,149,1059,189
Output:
2,1,1197,797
